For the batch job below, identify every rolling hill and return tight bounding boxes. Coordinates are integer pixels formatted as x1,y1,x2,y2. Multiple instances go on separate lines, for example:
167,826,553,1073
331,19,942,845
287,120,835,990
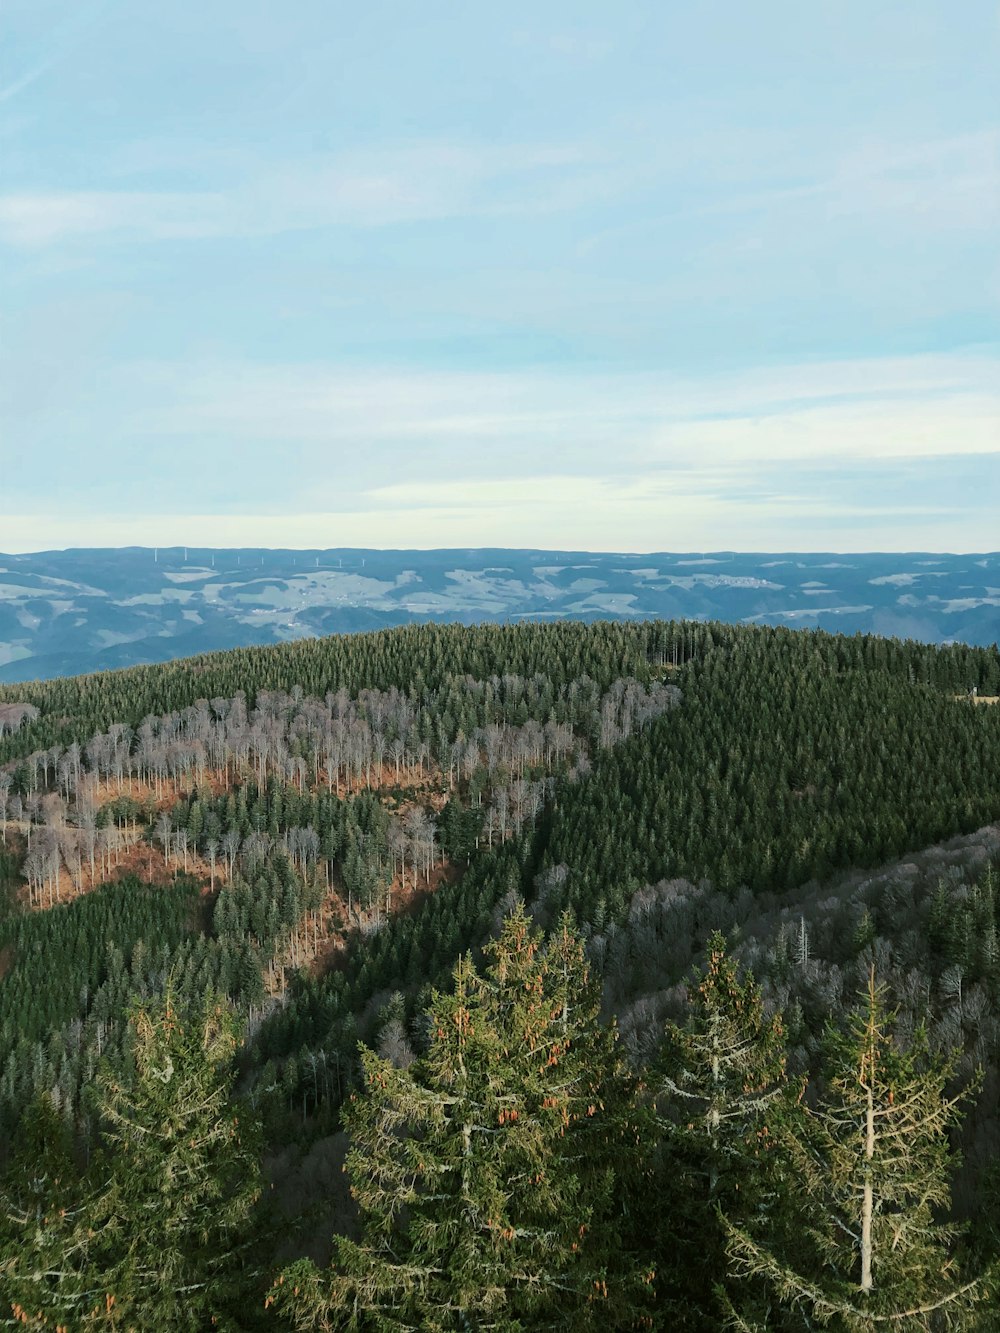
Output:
0,547,997,682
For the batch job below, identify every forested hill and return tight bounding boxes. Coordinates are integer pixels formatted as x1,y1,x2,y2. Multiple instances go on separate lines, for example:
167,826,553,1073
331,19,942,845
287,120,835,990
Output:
1,546,997,681
2,619,1000,1329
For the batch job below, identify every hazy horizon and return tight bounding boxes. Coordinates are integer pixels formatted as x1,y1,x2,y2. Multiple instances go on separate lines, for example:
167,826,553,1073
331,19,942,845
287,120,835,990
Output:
4,543,1000,558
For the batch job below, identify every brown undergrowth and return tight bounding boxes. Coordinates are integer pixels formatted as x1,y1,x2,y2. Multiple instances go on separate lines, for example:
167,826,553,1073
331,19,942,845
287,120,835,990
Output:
11,758,452,913
268,856,460,994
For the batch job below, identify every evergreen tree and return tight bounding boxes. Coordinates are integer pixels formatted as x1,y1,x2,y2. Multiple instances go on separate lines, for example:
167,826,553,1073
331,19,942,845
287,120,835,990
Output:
723,969,997,1331
0,1094,87,1329
653,932,792,1330
272,906,653,1331
0,991,267,1330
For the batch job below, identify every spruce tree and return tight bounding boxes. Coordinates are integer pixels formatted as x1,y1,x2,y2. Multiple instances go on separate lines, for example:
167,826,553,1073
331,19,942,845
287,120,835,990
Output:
0,991,267,1330
723,969,998,1331
0,1094,87,1329
273,906,653,1331
653,932,792,1330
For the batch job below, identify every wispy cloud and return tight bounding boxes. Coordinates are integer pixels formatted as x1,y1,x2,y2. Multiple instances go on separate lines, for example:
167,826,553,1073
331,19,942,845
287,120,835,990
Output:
135,351,999,465
814,131,1000,238
578,130,1000,256
0,0,116,105
0,191,226,245
0,485,981,557
2,0,996,556
0,139,618,246
7,128,995,250
3,349,995,549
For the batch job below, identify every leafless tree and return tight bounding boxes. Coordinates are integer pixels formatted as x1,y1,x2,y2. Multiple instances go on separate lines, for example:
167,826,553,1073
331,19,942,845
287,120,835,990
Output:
222,829,241,878
155,811,174,866
78,804,98,882
0,772,11,844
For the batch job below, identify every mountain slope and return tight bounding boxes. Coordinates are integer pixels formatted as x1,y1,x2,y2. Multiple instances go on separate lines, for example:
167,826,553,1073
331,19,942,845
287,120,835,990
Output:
2,617,1000,1328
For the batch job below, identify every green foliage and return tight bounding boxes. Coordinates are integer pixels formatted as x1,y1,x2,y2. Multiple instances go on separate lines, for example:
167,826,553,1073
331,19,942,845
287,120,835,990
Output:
723,972,998,1331
653,933,793,1329
1,620,999,1328
0,1092,85,1328
0,847,21,918
0,991,268,1330
272,907,653,1331
0,619,667,768
545,638,1000,919
0,875,201,1133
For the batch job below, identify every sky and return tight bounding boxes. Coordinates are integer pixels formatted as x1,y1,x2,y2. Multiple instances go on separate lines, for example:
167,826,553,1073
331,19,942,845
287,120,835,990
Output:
1,0,997,554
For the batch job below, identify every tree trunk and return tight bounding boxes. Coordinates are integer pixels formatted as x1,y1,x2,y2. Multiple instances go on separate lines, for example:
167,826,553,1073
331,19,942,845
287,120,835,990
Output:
861,1079,874,1291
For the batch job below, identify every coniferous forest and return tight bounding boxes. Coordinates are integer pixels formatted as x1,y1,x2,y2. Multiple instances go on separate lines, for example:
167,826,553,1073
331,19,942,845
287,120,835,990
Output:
2,618,1000,1329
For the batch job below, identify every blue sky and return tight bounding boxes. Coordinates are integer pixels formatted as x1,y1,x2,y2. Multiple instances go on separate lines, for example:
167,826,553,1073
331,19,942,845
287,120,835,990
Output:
1,0,997,553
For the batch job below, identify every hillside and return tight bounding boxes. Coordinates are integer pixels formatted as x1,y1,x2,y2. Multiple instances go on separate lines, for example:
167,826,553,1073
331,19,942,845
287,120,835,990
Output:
1,547,998,682
2,618,1000,1328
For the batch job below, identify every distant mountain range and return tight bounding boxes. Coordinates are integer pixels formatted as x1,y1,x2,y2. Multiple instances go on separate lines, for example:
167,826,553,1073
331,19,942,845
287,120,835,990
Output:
0,547,997,682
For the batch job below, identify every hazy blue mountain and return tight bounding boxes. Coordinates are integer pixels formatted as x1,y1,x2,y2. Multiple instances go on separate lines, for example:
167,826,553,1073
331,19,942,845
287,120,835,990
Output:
0,547,997,682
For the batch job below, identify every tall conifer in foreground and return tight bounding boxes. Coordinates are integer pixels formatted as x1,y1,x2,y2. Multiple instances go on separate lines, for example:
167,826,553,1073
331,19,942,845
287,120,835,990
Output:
0,991,266,1330
653,932,792,1330
723,969,997,1331
273,905,654,1331
0,1094,87,1329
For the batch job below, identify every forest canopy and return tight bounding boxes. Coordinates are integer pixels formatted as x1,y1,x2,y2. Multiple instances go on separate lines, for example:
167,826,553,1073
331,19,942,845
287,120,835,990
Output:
1,618,999,1328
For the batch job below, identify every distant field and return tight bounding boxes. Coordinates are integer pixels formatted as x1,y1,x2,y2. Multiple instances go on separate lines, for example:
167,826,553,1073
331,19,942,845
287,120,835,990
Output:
1,547,998,682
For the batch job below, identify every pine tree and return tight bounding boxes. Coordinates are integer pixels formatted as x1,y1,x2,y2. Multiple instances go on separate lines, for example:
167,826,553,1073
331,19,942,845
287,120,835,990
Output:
723,968,998,1331
272,905,653,1331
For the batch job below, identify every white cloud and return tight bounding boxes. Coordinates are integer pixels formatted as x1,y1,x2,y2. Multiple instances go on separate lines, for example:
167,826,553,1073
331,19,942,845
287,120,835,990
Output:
647,394,999,465
0,498,986,559
0,479,986,558
577,129,1000,257
0,140,613,247
3,333,996,550
0,191,227,245
824,131,1000,231
4,349,994,550
7,124,994,250
137,350,999,466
